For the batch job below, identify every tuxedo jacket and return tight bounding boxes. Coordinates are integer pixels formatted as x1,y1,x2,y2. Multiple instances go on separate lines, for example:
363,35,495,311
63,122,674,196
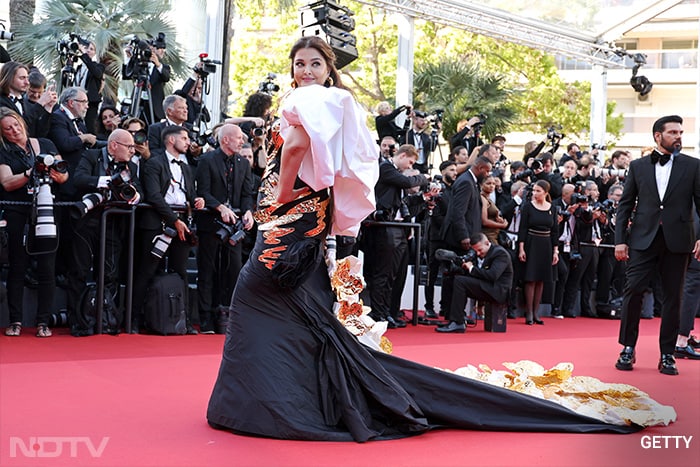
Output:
147,121,194,151
0,95,51,138
140,152,197,230
149,64,171,122
467,244,513,303
48,108,91,199
441,170,482,252
615,152,700,253
406,129,435,172
194,148,255,233
374,158,428,216
73,147,142,200
76,55,105,103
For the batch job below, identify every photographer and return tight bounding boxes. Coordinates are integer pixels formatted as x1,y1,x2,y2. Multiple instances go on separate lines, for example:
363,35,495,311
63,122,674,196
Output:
147,95,203,165
75,41,105,133
375,101,410,145
66,129,142,335
226,92,273,177
120,117,150,176
131,125,204,333
379,135,397,161
435,232,513,333
558,143,582,167
365,144,430,328
594,184,624,319
405,110,437,174
195,124,255,333
123,33,170,124
551,183,578,318
424,160,457,318
560,180,605,318
0,108,68,338
174,65,210,127
595,150,630,200
448,115,484,153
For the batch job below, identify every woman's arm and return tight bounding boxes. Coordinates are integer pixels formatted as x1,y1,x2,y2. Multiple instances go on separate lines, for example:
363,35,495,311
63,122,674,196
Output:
276,125,310,204
0,164,30,192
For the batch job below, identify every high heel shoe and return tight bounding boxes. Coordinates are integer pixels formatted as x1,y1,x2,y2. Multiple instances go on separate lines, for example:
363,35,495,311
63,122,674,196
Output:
533,318,544,325
525,312,533,325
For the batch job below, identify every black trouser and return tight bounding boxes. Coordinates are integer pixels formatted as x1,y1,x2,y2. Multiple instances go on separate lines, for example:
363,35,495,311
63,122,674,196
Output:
5,210,56,325
65,213,126,321
446,275,499,324
680,261,700,337
618,228,688,355
131,227,192,324
369,226,407,319
196,231,241,324
595,246,616,314
424,239,445,313
561,244,599,317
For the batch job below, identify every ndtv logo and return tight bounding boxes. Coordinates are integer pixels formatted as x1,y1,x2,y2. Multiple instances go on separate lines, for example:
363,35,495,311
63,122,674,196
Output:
9,436,110,458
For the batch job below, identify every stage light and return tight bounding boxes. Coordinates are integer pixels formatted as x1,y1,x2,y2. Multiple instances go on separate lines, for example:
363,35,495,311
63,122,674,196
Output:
300,0,358,69
629,53,653,97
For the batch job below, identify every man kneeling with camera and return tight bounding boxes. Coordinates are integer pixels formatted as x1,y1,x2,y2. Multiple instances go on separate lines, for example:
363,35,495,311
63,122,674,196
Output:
436,232,513,333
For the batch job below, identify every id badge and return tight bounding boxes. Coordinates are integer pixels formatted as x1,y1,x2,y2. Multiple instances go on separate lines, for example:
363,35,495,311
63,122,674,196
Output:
563,242,571,253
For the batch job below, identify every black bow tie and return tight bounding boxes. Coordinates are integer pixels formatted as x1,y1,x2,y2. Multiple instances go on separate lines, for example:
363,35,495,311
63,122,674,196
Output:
10,95,21,103
170,158,184,166
73,117,84,124
650,151,671,166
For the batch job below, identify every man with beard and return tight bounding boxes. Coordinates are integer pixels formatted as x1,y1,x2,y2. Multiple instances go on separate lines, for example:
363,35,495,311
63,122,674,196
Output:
614,115,700,376
424,160,458,318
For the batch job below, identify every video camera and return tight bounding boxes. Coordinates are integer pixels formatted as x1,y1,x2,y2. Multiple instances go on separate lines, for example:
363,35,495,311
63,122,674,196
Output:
258,73,280,95
546,125,565,143
426,109,444,130
193,52,221,78
472,113,487,133
56,33,90,63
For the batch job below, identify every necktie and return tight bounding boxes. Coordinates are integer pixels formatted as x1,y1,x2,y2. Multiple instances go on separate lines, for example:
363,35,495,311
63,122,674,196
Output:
650,151,671,166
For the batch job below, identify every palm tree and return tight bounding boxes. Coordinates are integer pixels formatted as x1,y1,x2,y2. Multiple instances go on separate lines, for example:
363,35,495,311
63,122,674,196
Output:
9,0,188,105
413,59,519,141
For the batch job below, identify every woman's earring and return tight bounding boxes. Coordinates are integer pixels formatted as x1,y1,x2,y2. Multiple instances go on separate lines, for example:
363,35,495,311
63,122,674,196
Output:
291,80,297,89
325,76,334,87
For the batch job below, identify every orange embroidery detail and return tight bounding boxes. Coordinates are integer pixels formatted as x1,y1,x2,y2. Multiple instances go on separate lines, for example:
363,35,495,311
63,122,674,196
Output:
258,245,286,270
263,226,294,245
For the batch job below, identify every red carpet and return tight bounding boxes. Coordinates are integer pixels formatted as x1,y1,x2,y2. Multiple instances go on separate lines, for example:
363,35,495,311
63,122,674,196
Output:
1,316,699,467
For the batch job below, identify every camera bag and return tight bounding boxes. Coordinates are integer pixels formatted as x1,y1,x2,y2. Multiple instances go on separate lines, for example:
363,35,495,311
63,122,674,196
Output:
71,283,122,336
144,272,187,335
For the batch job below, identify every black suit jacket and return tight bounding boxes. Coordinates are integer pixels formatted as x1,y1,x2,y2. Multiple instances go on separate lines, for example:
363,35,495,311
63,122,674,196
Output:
48,108,91,199
149,64,171,122
140,152,197,230
406,129,435,173
76,55,105,104
194,148,255,233
0,95,51,138
615,152,700,253
467,244,513,303
441,170,482,252
374,158,427,217
73,147,142,200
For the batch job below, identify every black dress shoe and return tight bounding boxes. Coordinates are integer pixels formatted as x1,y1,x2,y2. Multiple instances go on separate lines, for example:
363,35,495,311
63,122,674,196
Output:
386,316,406,329
424,309,439,319
186,325,199,335
435,321,466,333
688,335,700,349
658,354,678,375
533,318,544,325
674,345,700,360
615,346,635,371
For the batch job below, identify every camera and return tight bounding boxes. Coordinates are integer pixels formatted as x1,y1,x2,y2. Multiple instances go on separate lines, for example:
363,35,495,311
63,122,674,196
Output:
109,168,137,202
472,113,487,132
547,125,564,142
215,218,246,248
571,192,588,204
426,109,444,130
71,192,105,219
35,153,68,177
147,32,166,49
193,52,221,78
151,226,177,258
592,167,628,179
591,143,607,151
435,248,478,274
0,21,15,41
258,73,280,95
56,33,89,62
130,129,147,145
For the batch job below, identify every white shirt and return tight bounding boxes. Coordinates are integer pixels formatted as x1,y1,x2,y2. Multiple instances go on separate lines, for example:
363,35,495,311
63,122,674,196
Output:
164,151,187,206
654,153,673,201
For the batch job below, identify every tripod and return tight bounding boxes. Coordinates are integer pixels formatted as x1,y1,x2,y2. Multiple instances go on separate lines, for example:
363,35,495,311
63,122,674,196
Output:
128,63,155,125
59,59,77,94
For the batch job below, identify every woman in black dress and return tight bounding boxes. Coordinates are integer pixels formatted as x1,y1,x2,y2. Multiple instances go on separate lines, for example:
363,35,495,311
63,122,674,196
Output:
206,37,636,442
0,108,68,337
518,179,559,325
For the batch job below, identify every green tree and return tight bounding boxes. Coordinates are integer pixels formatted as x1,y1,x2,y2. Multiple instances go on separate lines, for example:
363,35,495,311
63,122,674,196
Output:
9,0,188,104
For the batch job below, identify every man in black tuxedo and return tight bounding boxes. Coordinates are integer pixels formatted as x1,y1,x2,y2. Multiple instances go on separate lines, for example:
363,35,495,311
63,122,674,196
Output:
614,115,700,375
439,156,493,322
48,87,98,199
405,110,437,174
131,125,204,333
74,41,105,134
437,232,513,333
66,129,142,334
123,35,171,124
0,61,57,137
147,94,202,165
195,124,256,333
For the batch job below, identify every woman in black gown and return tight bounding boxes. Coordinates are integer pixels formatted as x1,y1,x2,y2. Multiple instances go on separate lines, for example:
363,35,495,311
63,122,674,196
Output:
206,37,636,441
518,180,559,325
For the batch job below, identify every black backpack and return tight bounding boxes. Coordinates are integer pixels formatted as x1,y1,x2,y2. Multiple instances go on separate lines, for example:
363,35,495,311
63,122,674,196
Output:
143,273,187,335
71,283,122,336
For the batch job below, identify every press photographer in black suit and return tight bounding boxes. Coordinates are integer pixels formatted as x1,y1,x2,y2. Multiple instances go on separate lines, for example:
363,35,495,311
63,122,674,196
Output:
195,124,256,333
614,115,700,376
131,125,205,333
74,41,105,134
405,110,437,174
123,33,171,124
0,61,57,138
436,232,513,333
66,129,142,334
147,95,203,165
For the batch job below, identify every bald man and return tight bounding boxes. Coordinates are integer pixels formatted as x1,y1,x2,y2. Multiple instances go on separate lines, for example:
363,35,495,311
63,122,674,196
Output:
195,123,256,333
